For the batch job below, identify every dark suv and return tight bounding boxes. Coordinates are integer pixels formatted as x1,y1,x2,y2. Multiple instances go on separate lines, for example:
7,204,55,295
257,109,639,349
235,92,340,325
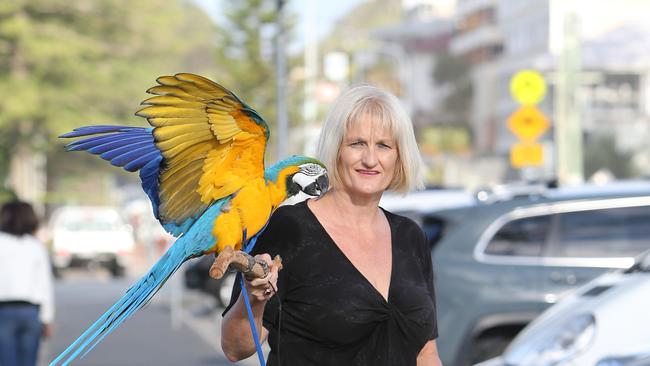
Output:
422,182,650,366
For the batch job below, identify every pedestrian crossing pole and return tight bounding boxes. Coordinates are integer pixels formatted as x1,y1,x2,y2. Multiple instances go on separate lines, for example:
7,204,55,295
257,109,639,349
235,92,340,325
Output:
554,9,584,185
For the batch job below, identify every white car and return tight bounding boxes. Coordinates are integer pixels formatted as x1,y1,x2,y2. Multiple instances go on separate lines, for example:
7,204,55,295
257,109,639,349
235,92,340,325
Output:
477,250,650,366
50,206,135,277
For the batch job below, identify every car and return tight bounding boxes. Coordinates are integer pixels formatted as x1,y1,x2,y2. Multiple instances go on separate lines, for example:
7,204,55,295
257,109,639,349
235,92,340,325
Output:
49,206,135,277
379,188,475,225
422,181,650,366
476,249,650,366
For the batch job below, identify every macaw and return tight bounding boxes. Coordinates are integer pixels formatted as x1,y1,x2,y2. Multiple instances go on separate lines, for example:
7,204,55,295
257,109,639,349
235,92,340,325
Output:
49,73,328,366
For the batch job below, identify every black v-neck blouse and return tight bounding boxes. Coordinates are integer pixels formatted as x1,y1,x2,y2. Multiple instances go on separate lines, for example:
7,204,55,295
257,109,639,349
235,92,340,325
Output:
224,200,437,366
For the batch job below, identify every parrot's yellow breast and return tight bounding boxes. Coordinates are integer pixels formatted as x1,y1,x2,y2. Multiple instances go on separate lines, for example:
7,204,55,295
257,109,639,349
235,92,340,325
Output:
210,177,273,253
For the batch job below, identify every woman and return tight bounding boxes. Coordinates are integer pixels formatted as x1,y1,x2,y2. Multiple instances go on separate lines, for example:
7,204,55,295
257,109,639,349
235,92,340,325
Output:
0,201,54,366
222,85,442,365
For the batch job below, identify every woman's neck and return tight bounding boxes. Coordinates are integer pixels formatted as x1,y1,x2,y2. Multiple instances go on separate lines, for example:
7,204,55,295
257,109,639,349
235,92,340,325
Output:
313,188,384,228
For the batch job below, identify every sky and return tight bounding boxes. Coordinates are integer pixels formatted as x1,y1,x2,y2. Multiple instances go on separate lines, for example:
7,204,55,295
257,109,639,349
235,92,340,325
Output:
193,0,365,46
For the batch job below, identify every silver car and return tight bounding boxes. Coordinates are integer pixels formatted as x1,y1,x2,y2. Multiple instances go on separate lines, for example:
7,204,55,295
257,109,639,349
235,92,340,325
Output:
423,182,650,366
476,250,650,366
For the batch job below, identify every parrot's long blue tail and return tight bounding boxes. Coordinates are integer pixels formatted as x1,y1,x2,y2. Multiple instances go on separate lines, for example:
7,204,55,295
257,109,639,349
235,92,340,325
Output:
49,236,191,366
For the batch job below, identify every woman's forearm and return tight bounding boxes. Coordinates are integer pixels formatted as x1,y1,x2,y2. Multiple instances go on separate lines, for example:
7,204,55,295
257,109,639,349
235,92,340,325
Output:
221,293,269,361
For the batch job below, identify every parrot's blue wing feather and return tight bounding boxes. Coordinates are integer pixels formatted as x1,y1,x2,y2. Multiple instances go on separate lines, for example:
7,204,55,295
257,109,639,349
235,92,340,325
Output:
63,126,158,171
48,199,228,366
61,125,201,236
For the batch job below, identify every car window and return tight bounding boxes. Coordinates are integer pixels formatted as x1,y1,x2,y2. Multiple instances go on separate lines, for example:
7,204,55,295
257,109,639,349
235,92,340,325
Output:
549,205,650,258
484,215,551,256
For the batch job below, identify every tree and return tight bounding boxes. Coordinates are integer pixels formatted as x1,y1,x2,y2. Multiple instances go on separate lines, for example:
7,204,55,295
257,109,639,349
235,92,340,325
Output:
0,0,217,204
214,1,276,153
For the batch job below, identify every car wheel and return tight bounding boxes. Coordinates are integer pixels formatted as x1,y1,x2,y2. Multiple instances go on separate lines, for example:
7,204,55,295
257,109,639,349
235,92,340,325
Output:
217,272,237,308
107,259,125,278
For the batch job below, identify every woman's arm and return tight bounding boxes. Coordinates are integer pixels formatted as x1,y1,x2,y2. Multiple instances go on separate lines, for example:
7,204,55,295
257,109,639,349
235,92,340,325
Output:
417,340,443,366
221,254,279,362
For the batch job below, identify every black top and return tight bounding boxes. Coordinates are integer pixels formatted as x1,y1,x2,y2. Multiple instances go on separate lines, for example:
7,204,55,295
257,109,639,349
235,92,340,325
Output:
224,200,437,366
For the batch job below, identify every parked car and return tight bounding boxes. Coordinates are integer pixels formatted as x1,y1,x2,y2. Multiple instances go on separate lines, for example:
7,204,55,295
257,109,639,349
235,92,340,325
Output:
379,188,475,225
422,181,650,366
49,206,135,277
476,249,650,366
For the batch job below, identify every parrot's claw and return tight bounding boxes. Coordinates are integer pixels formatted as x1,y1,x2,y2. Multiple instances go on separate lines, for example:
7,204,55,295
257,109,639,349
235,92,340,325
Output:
209,246,282,280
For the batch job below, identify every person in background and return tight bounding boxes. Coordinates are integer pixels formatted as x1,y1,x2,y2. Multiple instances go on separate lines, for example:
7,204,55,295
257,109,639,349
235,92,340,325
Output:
0,200,54,366
221,85,442,365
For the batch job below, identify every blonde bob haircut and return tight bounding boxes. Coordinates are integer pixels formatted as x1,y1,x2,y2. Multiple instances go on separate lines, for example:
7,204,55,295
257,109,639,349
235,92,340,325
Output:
316,84,424,193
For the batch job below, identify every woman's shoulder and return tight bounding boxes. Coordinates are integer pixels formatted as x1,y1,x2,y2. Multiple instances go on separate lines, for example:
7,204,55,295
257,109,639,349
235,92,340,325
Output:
382,209,429,255
268,200,312,227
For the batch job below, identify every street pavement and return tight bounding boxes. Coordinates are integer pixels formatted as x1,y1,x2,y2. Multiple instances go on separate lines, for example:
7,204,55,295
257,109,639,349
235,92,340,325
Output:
41,269,261,366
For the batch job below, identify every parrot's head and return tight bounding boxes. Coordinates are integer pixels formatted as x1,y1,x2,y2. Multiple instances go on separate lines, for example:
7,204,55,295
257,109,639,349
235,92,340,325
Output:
266,156,329,204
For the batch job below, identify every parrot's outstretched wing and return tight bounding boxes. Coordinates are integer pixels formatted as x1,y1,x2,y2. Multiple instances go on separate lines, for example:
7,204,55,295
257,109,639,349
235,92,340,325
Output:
61,73,270,236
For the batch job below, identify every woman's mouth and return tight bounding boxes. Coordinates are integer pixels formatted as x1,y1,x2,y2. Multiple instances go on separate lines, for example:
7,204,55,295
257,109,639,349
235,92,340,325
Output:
356,169,379,175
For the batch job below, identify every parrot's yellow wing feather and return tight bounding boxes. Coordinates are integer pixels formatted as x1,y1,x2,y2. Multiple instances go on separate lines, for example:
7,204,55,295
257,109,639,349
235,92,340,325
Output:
136,73,269,226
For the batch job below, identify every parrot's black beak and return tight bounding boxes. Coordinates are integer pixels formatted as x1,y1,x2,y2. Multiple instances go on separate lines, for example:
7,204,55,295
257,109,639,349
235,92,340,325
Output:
304,173,329,197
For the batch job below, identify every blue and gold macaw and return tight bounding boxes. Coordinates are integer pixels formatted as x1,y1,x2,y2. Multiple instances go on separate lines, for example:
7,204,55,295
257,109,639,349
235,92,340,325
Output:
49,73,328,365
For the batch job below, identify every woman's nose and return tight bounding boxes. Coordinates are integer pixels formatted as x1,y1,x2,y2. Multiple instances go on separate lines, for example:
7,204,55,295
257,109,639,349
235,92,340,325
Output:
362,146,378,166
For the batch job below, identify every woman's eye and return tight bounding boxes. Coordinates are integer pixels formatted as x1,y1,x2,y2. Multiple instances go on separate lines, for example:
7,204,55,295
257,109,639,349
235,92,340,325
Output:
350,141,364,147
378,143,392,149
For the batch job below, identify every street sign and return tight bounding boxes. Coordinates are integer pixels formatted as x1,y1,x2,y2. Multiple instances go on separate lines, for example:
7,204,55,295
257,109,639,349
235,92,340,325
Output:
507,105,550,142
510,70,547,105
510,142,544,167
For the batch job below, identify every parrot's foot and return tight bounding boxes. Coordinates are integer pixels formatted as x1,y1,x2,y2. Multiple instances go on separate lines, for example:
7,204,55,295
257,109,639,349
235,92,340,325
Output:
209,246,283,280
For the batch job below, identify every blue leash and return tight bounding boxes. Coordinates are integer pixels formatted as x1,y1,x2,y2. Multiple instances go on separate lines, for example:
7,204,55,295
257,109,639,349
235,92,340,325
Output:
239,274,266,366
239,228,267,366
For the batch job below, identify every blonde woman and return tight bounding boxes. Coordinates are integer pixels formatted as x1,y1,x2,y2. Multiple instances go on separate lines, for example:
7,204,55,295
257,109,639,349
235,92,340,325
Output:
222,85,442,366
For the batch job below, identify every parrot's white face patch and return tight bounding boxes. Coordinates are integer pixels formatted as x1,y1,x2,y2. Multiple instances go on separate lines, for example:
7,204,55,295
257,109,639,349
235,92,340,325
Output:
293,170,317,188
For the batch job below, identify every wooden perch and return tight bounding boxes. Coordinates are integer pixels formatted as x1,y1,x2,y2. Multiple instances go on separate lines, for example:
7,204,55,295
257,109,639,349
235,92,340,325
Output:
209,245,283,280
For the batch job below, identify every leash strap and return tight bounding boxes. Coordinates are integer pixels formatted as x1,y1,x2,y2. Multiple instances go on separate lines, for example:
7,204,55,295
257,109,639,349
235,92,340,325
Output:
240,228,267,365
239,273,266,366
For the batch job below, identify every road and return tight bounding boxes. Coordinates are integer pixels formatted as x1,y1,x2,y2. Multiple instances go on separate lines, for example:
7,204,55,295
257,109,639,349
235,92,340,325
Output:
41,270,261,366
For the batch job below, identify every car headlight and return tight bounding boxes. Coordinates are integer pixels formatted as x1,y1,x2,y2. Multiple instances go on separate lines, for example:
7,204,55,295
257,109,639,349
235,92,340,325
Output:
507,314,596,366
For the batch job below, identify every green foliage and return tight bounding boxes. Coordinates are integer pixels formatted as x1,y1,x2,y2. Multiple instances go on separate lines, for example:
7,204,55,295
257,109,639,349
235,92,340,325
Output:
320,0,402,54
213,0,301,156
214,1,278,127
0,0,216,203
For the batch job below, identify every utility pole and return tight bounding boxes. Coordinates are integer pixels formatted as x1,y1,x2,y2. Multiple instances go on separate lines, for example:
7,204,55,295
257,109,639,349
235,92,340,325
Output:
554,7,584,185
303,1,319,156
275,0,288,160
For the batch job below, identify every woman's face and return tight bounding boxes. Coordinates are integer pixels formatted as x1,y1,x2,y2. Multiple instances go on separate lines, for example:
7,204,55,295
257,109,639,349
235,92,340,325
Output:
337,113,398,199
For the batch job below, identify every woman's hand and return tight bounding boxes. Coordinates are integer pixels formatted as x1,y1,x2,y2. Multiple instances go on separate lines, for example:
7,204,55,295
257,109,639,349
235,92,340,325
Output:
242,253,279,303
42,323,53,338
